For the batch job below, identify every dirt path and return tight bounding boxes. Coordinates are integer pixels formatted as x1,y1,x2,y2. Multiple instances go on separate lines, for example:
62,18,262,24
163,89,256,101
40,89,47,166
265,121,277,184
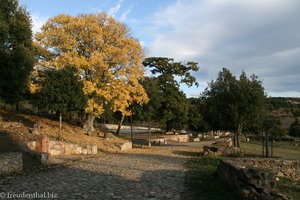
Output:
0,141,212,200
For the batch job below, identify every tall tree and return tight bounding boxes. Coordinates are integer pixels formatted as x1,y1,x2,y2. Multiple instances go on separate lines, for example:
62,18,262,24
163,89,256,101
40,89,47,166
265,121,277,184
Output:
203,68,266,147
188,98,205,132
0,0,34,108
142,57,199,131
33,13,148,133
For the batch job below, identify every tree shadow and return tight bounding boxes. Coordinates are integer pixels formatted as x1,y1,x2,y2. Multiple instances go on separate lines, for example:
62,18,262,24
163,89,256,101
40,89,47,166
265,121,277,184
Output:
0,157,186,199
172,151,202,157
0,109,35,128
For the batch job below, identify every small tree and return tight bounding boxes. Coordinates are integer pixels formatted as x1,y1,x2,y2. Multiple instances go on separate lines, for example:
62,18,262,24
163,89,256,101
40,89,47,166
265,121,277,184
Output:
203,68,266,148
289,118,300,137
32,67,86,130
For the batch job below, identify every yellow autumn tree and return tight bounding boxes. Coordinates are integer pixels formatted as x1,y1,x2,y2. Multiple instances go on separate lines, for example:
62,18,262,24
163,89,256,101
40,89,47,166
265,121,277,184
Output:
34,13,149,132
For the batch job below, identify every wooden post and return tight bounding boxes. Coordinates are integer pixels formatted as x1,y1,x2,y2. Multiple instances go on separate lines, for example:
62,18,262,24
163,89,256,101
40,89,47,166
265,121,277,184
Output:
130,115,134,143
148,122,151,147
271,135,273,158
265,131,269,158
59,113,62,132
262,130,264,157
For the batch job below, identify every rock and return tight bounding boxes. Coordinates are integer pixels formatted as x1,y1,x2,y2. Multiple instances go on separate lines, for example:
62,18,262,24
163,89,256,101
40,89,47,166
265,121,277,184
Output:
75,146,82,154
120,142,132,151
277,171,284,177
82,149,88,155
92,145,98,154
49,149,61,156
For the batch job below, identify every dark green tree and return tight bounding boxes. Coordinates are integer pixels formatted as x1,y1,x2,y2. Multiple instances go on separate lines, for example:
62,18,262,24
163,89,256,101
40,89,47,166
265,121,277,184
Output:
133,77,163,124
203,68,266,147
187,98,205,132
142,57,199,131
0,0,34,108
33,67,86,129
289,118,300,137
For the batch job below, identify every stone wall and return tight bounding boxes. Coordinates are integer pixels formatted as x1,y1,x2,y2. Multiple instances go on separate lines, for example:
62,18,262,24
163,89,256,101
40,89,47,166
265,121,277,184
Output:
0,152,23,175
162,134,190,142
48,141,97,156
230,158,299,180
25,138,98,156
217,159,276,199
217,158,299,199
102,123,161,131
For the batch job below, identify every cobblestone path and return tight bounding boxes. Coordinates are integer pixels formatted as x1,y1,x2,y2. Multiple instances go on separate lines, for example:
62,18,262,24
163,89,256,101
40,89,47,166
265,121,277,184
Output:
0,143,206,200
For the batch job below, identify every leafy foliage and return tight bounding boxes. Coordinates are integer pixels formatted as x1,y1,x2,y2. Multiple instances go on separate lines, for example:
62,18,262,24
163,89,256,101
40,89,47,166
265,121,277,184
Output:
33,13,149,131
141,57,199,131
203,68,266,146
187,98,205,131
0,0,34,105
289,118,300,137
32,67,86,115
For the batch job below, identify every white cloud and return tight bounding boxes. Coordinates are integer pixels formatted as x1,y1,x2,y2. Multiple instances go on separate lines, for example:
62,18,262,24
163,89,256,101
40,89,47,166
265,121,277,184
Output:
108,0,124,17
119,6,132,22
31,13,48,33
144,0,300,97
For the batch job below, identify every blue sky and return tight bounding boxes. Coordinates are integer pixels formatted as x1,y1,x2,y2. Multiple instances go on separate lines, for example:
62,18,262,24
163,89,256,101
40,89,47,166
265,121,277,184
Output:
20,0,300,97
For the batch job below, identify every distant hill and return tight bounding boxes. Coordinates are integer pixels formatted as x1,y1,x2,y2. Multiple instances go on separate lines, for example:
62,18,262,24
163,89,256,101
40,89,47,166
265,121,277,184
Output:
268,97,300,130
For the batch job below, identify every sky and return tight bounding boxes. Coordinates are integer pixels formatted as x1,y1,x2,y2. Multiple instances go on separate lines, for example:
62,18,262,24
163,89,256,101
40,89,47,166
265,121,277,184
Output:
20,0,300,98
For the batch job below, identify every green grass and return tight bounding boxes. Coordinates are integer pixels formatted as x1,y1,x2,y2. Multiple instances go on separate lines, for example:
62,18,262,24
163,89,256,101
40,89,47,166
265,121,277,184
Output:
185,151,300,199
277,177,300,199
241,140,300,160
184,157,239,200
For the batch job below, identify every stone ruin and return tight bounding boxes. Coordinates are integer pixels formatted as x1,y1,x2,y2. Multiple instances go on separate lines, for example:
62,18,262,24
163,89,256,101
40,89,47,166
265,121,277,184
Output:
25,135,98,156
203,138,242,157
217,158,299,199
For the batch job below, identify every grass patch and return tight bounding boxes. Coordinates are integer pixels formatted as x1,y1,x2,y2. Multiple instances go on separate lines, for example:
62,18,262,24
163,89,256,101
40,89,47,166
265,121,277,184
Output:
183,157,239,200
277,177,300,199
241,140,300,160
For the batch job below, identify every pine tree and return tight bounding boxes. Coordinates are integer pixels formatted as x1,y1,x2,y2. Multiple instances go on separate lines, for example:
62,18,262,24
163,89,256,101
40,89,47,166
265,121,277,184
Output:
0,0,34,108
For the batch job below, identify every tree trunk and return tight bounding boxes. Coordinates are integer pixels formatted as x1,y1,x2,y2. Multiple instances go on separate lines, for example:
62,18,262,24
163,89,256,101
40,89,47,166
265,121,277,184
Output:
83,114,95,134
148,121,151,147
130,115,134,143
233,133,236,147
271,134,273,158
236,133,240,148
59,113,62,132
262,130,264,157
15,101,19,111
116,114,125,135
237,124,242,148
265,131,269,158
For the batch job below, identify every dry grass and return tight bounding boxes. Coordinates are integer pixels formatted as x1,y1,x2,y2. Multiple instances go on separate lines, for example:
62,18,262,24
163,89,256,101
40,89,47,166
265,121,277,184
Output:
0,109,128,153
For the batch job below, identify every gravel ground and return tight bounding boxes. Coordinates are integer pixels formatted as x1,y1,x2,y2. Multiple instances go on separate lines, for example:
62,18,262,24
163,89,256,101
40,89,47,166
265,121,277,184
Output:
0,141,213,200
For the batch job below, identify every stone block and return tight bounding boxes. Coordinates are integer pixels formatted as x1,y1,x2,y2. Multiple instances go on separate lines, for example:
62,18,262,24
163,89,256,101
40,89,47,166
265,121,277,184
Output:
65,144,76,155
75,146,82,154
92,145,98,154
49,149,61,156
87,147,92,154
35,135,49,153
82,149,88,155
120,142,132,151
